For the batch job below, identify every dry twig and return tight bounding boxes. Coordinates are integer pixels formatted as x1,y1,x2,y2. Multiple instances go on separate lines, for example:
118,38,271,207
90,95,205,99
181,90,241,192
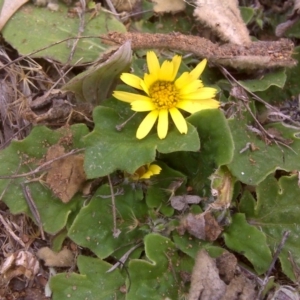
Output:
102,32,295,69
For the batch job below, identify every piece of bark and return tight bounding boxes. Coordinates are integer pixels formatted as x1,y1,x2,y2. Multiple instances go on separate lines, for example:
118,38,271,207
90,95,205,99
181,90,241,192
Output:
102,32,295,69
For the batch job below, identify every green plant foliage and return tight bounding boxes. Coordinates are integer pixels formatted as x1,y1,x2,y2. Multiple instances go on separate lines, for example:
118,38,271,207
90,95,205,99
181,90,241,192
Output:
238,69,286,92
68,184,148,259
50,255,125,300
0,124,88,233
224,213,272,274
83,105,200,178
283,46,300,98
164,109,234,194
62,41,132,104
240,7,255,25
1,1,126,64
228,119,300,185
172,232,224,258
127,233,194,299
239,174,300,280
145,161,186,217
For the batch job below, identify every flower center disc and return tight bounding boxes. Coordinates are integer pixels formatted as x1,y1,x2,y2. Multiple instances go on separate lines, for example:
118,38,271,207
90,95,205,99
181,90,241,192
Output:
149,81,179,110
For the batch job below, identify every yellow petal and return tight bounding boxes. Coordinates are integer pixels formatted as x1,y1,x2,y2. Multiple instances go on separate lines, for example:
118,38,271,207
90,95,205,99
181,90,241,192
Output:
140,164,161,179
170,55,182,81
113,91,151,103
174,72,191,90
157,109,169,139
147,51,160,75
180,87,217,100
148,164,162,175
121,73,143,90
140,80,150,95
136,110,159,139
180,80,204,95
139,170,152,179
189,59,207,80
131,100,155,112
144,73,158,90
169,107,187,134
159,60,173,81
177,99,220,113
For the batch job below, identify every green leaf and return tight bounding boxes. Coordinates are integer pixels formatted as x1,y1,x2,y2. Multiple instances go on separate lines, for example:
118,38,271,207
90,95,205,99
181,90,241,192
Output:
1,1,126,64
127,233,193,299
172,231,224,259
50,255,125,300
238,69,286,92
83,104,200,178
224,213,272,274
0,125,88,233
239,175,300,281
68,184,148,259
240,7,255,25
62,42,132,104
145,162,186,217
228,118,300,185
282,46,300,98
166,109,234,194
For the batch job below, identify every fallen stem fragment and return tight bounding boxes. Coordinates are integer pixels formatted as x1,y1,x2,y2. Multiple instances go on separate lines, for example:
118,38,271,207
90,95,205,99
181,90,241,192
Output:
101,32,296,69
257,230,290,299
107,174,121,238
21,183,45,240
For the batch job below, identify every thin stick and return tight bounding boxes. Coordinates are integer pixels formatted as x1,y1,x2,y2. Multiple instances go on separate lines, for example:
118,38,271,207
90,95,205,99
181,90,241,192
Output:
63,0,86,69
257,230,290,299
104,0,120,20
106,242,143,273
0,35,103,71
107,174,121,238
0,213,25,247
0,148,84,179
21,183,45,240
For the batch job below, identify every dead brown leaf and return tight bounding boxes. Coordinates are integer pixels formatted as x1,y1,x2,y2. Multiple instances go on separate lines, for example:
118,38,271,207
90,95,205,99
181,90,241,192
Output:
188,250,226,300
178,212,222,241
45,145,86,203
152,0,186,13
37,247,74,267
0,251,39,285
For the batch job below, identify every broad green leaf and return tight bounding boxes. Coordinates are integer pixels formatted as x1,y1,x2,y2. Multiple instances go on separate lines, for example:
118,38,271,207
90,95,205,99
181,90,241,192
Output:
145,162,186,217
127,233,193,299
62,42,132,104
224,213,272,274
50,255,125,300
0,125,88,233
163,109,234,194
172,231,224,259
255,47,300,104
68,184,148,259
240,7,255,25
1,1,126,64
238,69,286,92
83,104,200,178
228,118,300,185
282,46,300,98
239,175,300,281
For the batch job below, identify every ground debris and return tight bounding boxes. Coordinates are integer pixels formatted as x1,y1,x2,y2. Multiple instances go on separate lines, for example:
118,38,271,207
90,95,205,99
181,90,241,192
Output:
102,32,296,69
188,250,258,300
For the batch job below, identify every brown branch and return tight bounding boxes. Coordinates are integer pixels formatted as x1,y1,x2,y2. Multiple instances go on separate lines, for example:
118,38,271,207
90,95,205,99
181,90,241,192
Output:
101,32,296,69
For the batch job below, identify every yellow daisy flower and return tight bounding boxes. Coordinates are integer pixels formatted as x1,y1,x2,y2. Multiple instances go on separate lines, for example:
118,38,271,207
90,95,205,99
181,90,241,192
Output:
113,51,219,139
131,163,162,180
